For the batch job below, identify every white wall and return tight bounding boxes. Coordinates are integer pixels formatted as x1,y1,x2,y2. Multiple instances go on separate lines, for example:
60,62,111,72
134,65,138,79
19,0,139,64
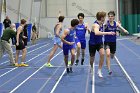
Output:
44,0,116,17
0,0,2,22
6,0,20,23
40,17,95,38
39,0,117,38
5,0,117,38
20,0,32,23
31,1,41,23
6,0,34,23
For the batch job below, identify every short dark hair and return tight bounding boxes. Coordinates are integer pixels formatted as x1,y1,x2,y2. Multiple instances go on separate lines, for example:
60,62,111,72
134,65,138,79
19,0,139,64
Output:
96,11,106,20
77,13,84,18
108,11,115,16
71,19,79,27
21,19,26,24
58,16,65,22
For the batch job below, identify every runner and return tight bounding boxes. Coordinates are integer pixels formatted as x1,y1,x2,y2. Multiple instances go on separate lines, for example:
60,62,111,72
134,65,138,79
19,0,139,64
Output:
61,19,79,73
89,11,115,78
75,13,90,66
104,11,129,75
45,15,65,67
15,19,28,67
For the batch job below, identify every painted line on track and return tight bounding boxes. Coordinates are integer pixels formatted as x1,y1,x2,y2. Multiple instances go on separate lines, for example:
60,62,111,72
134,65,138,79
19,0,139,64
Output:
9,51,62,93
0,43,50,66
0,47,52,78
115,56,140,93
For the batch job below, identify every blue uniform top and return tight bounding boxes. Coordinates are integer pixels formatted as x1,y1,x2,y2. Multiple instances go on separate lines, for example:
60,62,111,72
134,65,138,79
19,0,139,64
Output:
63,28,75,45
75,23,86,41
54,23,62,37
104,20,117,42
89,20,103,45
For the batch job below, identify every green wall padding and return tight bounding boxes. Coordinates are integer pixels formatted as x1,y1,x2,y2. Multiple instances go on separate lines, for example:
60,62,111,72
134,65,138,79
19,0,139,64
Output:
121,14,140,34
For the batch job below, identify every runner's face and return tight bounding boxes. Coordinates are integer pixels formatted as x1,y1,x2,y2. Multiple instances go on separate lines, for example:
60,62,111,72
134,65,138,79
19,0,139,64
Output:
78,16,84,22
108,14,115,21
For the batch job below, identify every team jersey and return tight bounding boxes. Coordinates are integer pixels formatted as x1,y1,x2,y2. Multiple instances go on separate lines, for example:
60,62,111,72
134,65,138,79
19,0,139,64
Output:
89,20,103,45
75,23,86,41
104,20,117,42
63,28,75,44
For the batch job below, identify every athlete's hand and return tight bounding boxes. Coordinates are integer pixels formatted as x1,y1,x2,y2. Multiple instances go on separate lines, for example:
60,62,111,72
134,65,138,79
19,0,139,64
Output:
16,42,19,46
69,42,75,45
23,36,27,39
124,30,129,34
108,32,116,35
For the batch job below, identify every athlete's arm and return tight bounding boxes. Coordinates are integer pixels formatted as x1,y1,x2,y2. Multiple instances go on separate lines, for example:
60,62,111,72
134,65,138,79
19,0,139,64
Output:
61,29,74,45
55,24,62,38
84,23,91,33
92,23,115,35
116,22,129,34
16,26,22,46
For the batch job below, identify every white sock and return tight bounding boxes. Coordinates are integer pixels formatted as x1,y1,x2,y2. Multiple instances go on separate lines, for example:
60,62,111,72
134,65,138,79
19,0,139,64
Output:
98,69,102,73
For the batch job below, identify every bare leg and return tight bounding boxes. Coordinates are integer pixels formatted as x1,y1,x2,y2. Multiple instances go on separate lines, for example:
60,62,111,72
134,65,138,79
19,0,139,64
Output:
69,48,75,72
70,48,75,66
76,42,81,60
15,50,20,66
47,44,59,63
81,49,85,65
106,48,111,71
98,48,105,78
98,48,105,70
75,42,81,65
21,48,27,63
64,55,68,67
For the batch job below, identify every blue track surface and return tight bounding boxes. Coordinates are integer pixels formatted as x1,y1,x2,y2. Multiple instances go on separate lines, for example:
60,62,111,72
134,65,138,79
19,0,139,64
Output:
0,37,140,93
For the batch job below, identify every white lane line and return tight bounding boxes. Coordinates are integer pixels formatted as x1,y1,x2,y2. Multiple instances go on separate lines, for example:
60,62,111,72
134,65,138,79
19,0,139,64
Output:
117,38,129,41
50,69,66,93
9,51,62,93
0,47,52,78
115,56,140,93
85,67,91,93
0,49,53,88
37,62,64,93
118,41,140,58
0,67,17,78
43,57,112,93
92,63,95,93
0,43,50,65
0,68,29,88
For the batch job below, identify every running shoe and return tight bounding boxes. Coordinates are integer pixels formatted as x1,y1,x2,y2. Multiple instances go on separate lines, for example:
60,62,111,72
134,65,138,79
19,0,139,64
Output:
108,70,112,75
66,68,70,73
81,58,84,65
69,67,73,73
45,63,53,67
75,59,79,66
20,63,29,67
97,71,103,78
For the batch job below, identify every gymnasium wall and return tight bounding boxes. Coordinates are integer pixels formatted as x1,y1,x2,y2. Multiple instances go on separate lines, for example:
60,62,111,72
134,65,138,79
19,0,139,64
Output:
4,0,117,38
120,0,140,34
39,0,117,38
